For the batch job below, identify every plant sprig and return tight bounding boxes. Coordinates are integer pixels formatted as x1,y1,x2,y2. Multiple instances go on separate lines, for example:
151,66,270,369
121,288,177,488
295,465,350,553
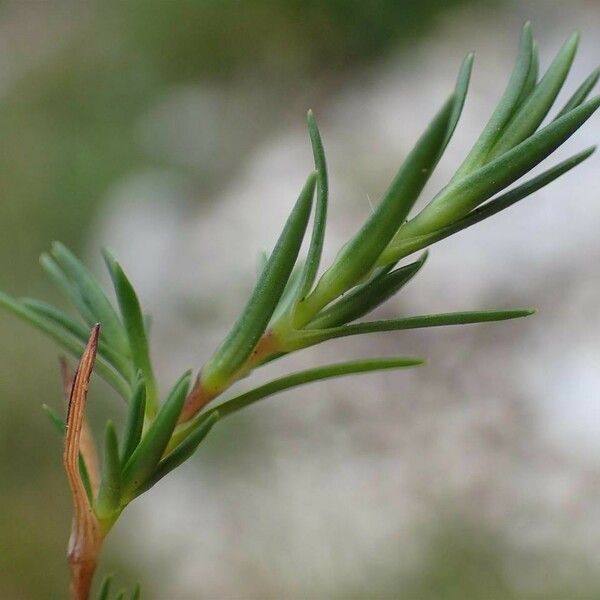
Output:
0,23,597,597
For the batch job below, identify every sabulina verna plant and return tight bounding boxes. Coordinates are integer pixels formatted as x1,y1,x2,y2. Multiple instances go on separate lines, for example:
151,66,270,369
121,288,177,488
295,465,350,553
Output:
0,23,597,598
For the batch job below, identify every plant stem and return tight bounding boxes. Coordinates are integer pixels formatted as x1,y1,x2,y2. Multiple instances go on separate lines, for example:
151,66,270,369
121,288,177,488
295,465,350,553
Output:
179,330,279,422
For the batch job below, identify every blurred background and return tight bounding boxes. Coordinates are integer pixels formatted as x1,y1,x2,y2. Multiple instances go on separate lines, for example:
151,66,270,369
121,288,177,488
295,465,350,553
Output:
0,0,599,598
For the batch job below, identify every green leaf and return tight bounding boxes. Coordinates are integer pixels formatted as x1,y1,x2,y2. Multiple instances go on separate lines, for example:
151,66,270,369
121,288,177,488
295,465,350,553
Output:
300,92,459,322
399,95,600,237
514,40,539,108
554,67,600,120
121,372,191,502
40,252,96,325
79,454,93,505
209,357,423,419
41,406,94,501
269,261,305,324
22,298,133,380
95,421,122,527
201,173,316,393
133,411,219,499
489,31,579,158
453,21,534,178
105,254,157,415
307,252,428,329
130,585,141,600
296,110,329,300
97,575,112,600
443,52,474,151
51,243,129,355
295,309,535,348
42,403,65,435
0,291,130,398
121,376,147,466
377,146,595,264
256,250,269,279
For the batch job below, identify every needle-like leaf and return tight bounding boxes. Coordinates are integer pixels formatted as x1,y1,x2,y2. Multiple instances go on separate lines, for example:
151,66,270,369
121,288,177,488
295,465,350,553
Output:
97,575,112,600
40,253,97,325
95,421,122,528
120,377,147,467
300,95,458,321
22,298,132,379
296,110,329,300
443,52,474,151
307,252,428,329
398,95,600,238
0,291,130,398
43,403,66,434
453,21,534,178
489,31,579,158
299,54,472,322
121,371,191,502
378,146,595,264
256,250,269,279
201,173,316,393
554,67,600,120
79,455,94,505
207,357,423,419
294,309,534,349
51,243,129,356
514,41,539,109
104,255,157,415
133,411,220,499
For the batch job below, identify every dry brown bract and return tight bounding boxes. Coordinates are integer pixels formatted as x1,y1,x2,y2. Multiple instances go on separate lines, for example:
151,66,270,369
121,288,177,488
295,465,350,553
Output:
63,324,103,600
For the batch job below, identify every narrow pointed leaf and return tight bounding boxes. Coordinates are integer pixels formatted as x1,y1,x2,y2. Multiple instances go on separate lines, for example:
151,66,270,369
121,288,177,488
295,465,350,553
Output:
270,261,305,324
443,52,474,150
555,67,600,120
378,146,595,264
300,52,471,321
97,575,112,600
490,31,579,158
121,372,191,501
295,309,535,348
256,250,269,279
40,253,96,325
43,403,66,435
201,173,316,393
296,110,329,300
399,96,600,237
301,94,457,321
79,455,93,504
453,21,533,178
22,298,133,379
0,291,130,398
105,255,157,415
209,357,423,419
51,242,129,355
95,421,121,525
514,41,539,108
133,411,220,499
121,377,147,466
307,252,428,329
131,585,141,600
